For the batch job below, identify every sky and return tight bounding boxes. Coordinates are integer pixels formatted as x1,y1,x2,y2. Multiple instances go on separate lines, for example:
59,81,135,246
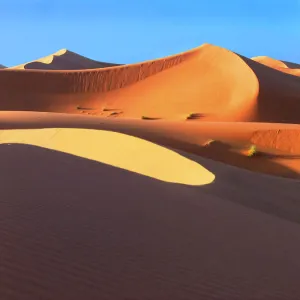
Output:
0,0,300,67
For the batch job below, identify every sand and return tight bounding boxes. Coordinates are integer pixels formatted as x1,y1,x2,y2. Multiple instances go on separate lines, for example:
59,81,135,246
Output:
1,44,300,300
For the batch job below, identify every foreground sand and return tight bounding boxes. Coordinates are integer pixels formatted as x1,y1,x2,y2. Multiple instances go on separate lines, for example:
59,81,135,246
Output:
1,44,300,299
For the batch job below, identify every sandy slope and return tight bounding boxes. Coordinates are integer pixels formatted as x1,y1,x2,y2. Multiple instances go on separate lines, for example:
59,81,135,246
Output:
9,49,121,70
1,112,300,300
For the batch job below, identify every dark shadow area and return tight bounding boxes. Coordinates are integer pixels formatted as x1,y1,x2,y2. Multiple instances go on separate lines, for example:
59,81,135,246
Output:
238,54,300,124
176,148,300,226
186,113,207,120
2,144,300,300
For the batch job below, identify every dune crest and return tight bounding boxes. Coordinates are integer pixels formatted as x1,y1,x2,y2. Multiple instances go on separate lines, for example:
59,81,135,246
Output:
0,128,215,185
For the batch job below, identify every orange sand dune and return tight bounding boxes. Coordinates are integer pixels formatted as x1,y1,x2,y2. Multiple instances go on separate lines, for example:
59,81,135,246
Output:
9,49,121,70
2,40,300,299
1,111,300,300
1,44,300,123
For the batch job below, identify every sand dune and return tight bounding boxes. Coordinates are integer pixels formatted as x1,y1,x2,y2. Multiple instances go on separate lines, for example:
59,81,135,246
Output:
0,63,6,68
9,49,121,70
252,55,300,77
1,44,300,299
0,44,300,123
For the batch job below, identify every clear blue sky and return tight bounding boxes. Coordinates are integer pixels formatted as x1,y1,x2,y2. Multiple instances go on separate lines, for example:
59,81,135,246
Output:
1,0,300,67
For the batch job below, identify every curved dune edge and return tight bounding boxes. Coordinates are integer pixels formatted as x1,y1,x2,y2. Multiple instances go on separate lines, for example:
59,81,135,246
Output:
0,128,215,186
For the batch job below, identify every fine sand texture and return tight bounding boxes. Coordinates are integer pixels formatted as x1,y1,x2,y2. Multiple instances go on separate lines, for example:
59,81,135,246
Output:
1,44,300,299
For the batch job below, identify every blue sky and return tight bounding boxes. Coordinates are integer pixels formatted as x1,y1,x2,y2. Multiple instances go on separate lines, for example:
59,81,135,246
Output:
1,0,300,66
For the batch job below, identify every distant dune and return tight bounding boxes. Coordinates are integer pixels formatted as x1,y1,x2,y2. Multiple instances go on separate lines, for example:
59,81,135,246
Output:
1,44,300,300
9,48,121,70
282,60,300,69
252,55,300,76
0,64,6,68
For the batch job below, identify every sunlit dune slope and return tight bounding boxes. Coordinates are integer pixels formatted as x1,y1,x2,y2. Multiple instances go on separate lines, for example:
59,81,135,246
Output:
0,127,214,185
9,49,121,70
